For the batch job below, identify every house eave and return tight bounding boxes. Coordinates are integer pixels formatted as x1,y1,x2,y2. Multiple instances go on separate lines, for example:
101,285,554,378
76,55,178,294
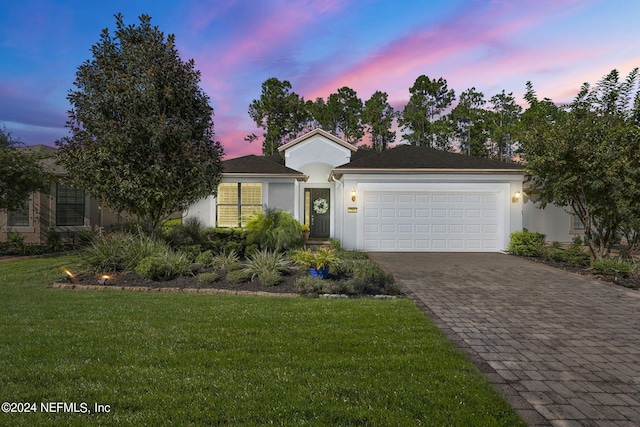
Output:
330,168,526,179
223,172,308,182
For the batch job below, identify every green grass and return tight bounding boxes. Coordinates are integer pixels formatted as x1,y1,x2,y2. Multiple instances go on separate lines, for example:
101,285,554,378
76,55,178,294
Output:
0,255,525,426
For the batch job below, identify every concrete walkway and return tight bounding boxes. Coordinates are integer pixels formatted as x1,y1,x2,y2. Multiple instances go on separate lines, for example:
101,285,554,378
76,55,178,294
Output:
369,252,640,427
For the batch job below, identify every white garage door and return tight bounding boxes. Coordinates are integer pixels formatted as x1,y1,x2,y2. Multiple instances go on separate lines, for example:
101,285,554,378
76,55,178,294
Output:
362,191,503,252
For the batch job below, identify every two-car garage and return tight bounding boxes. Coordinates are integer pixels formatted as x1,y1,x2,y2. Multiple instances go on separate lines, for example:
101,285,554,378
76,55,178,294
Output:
352,182,514,253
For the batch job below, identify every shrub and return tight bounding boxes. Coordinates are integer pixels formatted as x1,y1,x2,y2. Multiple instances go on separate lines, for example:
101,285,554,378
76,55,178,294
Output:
245,208,304,251
195,250,214,268
81,233,173,272
179,244,202,262
78,229,95,245
197,272,219,283
352,260,393,286
134,252,190,280
294,276,326,293
565,247,591,267
164,217,205,247
212,249,241,271
19,244,42,256
244,244,259,257
135,256,172,280
507,231,546,257
46,228,63,252
544,245,590,267
592,259,634,277
243,249,289,282
344,278,372,294
336,249,368,260
223,241,243,257
258,270,281,287
329,238,341,250
1,233,26,255
291,247,340,270
225,269,249,284
330,259,355,276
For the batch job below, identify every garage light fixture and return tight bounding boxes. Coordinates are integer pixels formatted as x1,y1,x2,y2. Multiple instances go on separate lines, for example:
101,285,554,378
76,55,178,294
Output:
512,190,521,203
351,188,357,202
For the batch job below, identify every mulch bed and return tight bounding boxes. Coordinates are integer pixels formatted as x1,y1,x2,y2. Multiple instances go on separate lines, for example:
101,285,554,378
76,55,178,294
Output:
67,269,303,295
522,256,640,290
58,266,402,298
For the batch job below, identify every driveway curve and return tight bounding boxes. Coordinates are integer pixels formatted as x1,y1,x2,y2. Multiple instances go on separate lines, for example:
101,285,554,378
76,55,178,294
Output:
369,252,640,427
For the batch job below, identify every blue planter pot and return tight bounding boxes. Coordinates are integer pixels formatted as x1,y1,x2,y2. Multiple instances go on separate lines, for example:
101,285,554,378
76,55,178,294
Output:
309,267,329,279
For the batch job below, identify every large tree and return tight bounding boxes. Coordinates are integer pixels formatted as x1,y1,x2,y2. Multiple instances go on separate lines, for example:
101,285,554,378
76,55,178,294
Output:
56,14,224,235
246,77,310,155
362,91,396,151
0,127,52,213
520,69,640,259
450,87,486,156
487,90,521,161
399,75,455,149
312,87,364,144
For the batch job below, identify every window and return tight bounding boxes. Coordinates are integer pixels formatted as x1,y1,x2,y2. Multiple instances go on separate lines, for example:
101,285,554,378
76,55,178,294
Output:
56,183,85,226
7,200,30,227
571,212,585,233
216,183,262,227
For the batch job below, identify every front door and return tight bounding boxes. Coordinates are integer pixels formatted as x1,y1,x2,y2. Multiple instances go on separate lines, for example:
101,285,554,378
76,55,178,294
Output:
307,188,330,238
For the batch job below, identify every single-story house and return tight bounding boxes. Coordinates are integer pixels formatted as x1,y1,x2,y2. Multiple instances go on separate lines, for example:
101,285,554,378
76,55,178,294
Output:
186,128,577,252
1,146,134,245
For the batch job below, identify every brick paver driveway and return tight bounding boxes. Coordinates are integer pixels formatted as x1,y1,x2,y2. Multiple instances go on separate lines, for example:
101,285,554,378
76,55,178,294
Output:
369,252,640,427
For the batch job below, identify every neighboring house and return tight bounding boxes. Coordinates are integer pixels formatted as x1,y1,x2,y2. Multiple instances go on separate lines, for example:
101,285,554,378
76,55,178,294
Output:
522,191,585,243
0,146,125,245
186,129,537,252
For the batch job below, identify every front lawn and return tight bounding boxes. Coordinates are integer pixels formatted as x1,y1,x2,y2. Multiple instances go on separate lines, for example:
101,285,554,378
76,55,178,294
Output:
0,255,524,426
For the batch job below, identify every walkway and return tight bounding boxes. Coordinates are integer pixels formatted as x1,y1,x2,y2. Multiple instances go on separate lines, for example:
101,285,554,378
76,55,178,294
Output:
369,252,640,427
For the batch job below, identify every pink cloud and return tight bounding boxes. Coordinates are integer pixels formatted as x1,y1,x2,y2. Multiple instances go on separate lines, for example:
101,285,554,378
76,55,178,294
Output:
298,0,595,104
184,0,345,77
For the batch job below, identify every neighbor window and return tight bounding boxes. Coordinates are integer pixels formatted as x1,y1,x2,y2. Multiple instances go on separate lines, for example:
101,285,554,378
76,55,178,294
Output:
216,183,262,227
570,212,585,233
56,183,85,226
7,199,30,227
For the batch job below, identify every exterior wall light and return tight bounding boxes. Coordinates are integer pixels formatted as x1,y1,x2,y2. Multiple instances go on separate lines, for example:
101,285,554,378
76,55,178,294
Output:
351,188,357,202
512,190,521,203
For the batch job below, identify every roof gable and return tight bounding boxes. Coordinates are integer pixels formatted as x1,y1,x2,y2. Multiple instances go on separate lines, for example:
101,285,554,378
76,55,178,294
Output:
277,128,357,154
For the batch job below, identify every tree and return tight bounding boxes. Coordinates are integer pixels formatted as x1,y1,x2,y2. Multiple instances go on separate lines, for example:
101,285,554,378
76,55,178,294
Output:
487,90,522,161
0,127,52,213
313,87,364,144
399,75,455,149
56,14,224,236
520,69,640,259
450,87,486,156
246,77,310,155
362,91,396,151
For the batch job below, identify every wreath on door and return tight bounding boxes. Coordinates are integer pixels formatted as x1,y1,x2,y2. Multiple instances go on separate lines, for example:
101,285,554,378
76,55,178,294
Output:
313,198,329,214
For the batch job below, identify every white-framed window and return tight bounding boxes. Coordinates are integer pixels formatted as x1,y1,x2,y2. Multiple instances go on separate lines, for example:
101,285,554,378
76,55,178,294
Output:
216,183,262,227
570,212,585,234
7,199,30,227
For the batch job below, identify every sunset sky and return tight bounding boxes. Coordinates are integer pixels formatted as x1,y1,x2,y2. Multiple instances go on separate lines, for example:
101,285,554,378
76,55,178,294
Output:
1,0,639,158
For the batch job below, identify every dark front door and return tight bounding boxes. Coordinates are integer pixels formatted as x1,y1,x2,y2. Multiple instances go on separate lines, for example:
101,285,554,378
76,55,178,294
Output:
308,188,330,238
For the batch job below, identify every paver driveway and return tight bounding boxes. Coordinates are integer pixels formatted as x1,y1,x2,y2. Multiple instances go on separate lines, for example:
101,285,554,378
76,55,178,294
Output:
369,252,640,427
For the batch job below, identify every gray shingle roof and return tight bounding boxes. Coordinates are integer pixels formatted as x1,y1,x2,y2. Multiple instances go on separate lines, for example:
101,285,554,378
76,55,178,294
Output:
223,154,304,175
336,144,524,171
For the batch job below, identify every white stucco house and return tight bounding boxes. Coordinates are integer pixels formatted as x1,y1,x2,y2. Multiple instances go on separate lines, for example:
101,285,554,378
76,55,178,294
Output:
185,129,579,252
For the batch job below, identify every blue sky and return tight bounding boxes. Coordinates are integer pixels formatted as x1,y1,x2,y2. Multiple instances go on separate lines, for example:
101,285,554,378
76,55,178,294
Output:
1,0,639,158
